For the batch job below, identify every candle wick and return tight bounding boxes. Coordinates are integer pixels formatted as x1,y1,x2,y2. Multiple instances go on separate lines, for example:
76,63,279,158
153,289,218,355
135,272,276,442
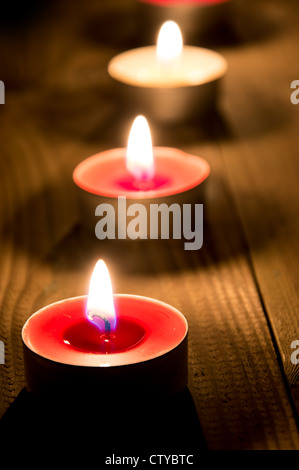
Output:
89,311,111,334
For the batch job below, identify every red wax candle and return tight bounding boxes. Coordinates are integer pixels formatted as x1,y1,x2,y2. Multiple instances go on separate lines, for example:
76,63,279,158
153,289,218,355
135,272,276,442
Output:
138,0,229,4
73,147,209,200
73,116,210,236
22,261,188,395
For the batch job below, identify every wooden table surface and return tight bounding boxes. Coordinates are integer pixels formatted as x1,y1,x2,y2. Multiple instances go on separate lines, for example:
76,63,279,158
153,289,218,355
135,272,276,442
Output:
0,0,299,453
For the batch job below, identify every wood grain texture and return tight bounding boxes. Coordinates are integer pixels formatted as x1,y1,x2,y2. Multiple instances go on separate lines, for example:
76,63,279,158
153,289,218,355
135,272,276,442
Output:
0,0,298,451
216,0,299,409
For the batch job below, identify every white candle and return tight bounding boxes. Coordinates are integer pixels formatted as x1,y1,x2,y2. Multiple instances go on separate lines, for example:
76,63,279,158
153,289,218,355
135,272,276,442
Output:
108,21,227,123
108,21,227,88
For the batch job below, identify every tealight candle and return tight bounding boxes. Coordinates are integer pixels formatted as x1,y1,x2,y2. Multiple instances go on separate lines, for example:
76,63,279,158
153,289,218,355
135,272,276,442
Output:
73,115,210,239
108,21,227,123
22,260,188,395
137,0,233,44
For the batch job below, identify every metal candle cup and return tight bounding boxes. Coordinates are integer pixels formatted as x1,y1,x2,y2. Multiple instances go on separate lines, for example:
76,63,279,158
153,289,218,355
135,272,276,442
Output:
108,48,227,125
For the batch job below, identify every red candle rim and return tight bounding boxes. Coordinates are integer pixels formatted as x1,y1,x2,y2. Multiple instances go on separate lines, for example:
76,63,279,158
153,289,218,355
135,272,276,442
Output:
72,147,210,199
137,0,230,5
22,295,188,367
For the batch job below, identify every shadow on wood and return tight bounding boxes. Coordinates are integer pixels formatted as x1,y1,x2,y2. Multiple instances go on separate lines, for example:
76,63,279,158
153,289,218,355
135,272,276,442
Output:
0,386,206,454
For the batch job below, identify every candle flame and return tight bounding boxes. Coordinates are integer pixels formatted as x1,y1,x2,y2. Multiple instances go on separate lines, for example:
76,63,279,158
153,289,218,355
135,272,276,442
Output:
87,260,116,333
126,115,155,181
156,21,183,63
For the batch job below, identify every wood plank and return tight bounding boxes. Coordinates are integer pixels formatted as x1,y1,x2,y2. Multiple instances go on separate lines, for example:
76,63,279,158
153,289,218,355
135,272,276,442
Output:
216,0,299,411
